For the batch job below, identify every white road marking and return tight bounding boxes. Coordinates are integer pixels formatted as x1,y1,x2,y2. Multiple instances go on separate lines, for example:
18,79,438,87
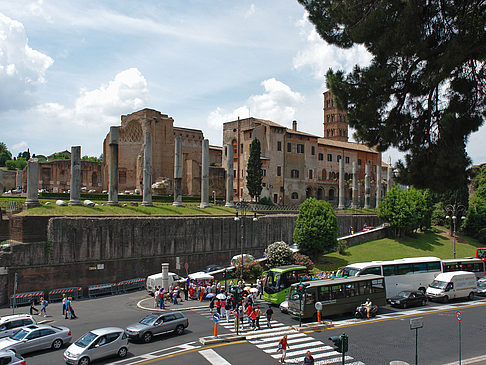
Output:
199,349,232,365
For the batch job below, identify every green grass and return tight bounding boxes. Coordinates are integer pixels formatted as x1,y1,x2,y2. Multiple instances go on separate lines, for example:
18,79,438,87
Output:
315,227,483,272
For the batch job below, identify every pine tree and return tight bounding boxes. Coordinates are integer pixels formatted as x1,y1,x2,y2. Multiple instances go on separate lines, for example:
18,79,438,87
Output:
298,0,486,192
246,138,263,200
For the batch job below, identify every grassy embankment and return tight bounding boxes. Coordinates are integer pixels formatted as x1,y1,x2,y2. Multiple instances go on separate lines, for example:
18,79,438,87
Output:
315,226,483,272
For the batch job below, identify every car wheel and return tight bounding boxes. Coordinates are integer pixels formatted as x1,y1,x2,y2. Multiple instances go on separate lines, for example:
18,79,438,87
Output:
402,302,408,309
79,357,90,365
443,295,449,303
51,339,63,350
468,292,474,300
421,299,427,306
118,347,128,358
175,325,184,336
143,332,153,343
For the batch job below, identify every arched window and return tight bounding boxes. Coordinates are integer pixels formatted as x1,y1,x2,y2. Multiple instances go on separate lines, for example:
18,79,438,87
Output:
291,169,299,178
317,188,323,200
321,169,327,180
306,187,312,198
329,188,335,200
291,192,299,199
92,172,98,186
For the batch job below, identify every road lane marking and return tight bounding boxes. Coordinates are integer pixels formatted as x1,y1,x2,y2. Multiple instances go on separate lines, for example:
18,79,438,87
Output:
199,349,232,364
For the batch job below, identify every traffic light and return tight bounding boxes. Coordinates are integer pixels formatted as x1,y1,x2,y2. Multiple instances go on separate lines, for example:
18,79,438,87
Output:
296,282,309,296
329,334,348,353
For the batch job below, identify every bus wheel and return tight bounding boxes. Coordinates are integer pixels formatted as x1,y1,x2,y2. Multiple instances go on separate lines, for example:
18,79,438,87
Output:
468,292,474,300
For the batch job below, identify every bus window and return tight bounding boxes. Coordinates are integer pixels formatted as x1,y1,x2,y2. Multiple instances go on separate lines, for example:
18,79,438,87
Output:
361,267,381,275
331,284,344,299
371,279,385,293
344,282,358,297
318,286,331,301
383,265,396,276
305,288,316,304
396,264,411,275
412,263,427,273
427,261,441,272
359,281,372,295
477,248,486,259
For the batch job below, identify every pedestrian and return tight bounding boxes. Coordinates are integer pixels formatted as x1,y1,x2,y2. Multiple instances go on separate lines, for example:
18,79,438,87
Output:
265,305,273,328
246,303,253,326
159,289,165,310
278,334,289,363
209,297,215,313
254,305,261,330
154,287,160,308
173,286,179,305
216,299,221,315
65,297,71,319
303,350,314,365
184,284,189,301
224,299,231,323
232,306,241,332
250,307,257,329
62,294,67,316
40,297,48,317
200,286,205,301
29,298,39,315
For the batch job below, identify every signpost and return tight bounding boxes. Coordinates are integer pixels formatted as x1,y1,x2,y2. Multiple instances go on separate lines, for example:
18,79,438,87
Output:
12,273,17,314
410,317,423,365
456,311,462,365
184,262,189,276
212,313,220,337
315,301,322,323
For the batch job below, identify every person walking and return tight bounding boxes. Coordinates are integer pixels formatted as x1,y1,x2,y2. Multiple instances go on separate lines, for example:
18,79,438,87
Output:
29,298,39,315
173,287,179,305
65,297,71,319
250,307,257,330
159,289,165,310
40,297,48,317
246,303,253,327
266,305,274,328
154,287,160,308
209,297,215,313
254,305,261,330
303,350,314,365
62,294,67,316
224,299,231,323
278,334,289,363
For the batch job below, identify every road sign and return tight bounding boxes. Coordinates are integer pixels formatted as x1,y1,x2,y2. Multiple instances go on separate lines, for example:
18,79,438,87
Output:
315,301,323,311
410,317,424,330
185,262,189,270
212,313,220,323
456,311,462,322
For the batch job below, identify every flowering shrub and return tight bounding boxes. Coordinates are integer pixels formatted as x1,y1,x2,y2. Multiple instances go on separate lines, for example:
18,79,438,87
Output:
233,256,263,281
292,252,314,270
265,241,293,267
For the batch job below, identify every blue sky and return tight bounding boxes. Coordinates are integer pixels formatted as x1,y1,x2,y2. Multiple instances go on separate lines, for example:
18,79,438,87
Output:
0,0,484,166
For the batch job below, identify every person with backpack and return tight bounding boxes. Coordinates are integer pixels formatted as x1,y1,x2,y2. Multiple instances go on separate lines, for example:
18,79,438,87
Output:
40,297,48,317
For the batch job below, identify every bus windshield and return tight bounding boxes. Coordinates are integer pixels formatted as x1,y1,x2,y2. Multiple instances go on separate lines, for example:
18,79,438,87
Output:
477,248,486,260
264,267,307,294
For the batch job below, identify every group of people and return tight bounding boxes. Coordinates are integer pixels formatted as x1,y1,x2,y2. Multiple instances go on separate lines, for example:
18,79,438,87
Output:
29,294,77,319
277,335,314,364
153,285,183,309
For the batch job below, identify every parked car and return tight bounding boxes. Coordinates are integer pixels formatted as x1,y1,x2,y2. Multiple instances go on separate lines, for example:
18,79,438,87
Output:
64,327,128,365
0,349,26,365
231,254,255,266
0,324,71,355
202,265,225,273
288,243,299,253
476,280,486,296
279,300,289,314
125,312,188,343
0,314,36,339
426,271,477,302
387,290,428,308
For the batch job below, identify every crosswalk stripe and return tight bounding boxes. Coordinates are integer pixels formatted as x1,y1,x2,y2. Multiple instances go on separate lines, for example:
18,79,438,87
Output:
271,346,335,359
249,332,307,343
199,349,231,365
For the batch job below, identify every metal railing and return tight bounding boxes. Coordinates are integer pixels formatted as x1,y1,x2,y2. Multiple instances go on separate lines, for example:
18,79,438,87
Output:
48,287,82,302
10,290,44,308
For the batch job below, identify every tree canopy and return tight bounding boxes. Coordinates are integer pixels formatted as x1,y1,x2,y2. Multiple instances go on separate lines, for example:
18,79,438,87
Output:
246,138,263,200
0,142,12,167
298,0,486,192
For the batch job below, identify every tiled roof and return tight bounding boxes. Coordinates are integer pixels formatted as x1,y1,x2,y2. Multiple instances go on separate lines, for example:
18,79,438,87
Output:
318,138,379,153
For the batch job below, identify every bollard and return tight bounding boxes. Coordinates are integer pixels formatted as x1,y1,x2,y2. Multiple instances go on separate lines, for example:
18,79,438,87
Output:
317,311,321,323
214,323,218,337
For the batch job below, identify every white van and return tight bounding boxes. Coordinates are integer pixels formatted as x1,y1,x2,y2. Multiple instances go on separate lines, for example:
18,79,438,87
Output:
146,272,186,294
426,271,477,302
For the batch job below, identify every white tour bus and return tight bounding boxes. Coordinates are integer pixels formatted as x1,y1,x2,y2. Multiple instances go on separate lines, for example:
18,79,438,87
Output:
441,258,485,280
341,257,442,298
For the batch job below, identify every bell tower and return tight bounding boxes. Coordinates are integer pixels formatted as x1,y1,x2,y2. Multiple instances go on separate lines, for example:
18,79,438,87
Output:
323,90,349,142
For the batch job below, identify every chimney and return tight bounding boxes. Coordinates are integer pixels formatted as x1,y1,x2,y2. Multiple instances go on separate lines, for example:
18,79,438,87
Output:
292,120,297,131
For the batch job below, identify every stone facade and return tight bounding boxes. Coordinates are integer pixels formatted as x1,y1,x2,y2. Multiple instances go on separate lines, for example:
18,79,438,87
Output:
323,91,349,142
0,170,17,193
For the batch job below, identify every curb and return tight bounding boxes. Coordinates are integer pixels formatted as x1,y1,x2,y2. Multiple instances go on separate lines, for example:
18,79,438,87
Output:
136,297,207,312
291,321,333,332
199,334,246,345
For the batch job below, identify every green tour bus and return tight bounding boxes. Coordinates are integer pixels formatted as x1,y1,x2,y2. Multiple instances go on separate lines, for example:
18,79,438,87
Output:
263,265,309,305
287,274,386,319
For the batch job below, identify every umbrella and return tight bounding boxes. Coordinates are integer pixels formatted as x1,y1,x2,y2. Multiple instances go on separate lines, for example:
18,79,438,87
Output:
249,287,259,294
205,293,216,299
216,293,227,300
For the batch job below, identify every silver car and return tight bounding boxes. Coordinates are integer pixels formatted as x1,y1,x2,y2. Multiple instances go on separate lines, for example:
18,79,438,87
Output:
0,349,26,365
125,312,188,343
64,327,128,365
0,324,71,355
0,314,37,339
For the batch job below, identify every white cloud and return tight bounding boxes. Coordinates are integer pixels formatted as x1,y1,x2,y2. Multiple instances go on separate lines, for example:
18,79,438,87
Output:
245,4,256,18
0,12,53,110
208,78,304,130
36,67,148,130
293,14,372,79
11,140,28,155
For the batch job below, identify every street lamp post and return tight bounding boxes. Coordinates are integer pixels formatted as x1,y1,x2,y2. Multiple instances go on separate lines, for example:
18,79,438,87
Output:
234,202,258,281
445,204,466,259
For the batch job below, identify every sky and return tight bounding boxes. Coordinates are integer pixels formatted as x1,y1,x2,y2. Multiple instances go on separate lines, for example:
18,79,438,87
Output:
0,0,484,165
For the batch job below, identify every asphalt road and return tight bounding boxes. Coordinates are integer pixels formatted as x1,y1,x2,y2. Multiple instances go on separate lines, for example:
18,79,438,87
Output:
2,291,486,365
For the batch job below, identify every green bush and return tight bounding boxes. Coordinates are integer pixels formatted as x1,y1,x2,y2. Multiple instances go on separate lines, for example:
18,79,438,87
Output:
259,197,273,206
478,228,486,245
337,240,347,255
265,241,293,267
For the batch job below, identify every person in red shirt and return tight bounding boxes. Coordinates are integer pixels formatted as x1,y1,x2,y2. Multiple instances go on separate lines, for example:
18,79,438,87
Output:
278,334,290,363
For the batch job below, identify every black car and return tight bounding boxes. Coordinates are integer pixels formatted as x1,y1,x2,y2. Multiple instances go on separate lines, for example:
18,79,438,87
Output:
202,265,224,273
387,290,427,308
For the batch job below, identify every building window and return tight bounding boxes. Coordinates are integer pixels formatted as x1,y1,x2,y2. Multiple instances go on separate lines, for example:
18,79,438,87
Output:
262,169,266,176
311,146,315,155
309,170,313,179
345,156,350,164
287,143,292,152
297,144,304,153
318,153,323,161
277,166,281,176
291,169,299,178
277,141,282,151
240,144,243,154
327,154,332,162
119,171,127,184
358,159,362,165
291,192,299,199
234,170,236,178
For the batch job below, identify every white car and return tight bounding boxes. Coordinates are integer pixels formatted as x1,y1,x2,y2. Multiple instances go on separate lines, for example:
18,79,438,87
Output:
0,349,25,365
64,327,128,365
279,300,289,314
231,254,255,266
0,314,37,339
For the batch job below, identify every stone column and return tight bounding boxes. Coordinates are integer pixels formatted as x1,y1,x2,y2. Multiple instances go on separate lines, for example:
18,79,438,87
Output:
225,143,235,207
15,170,21,189
107,126,120,206
376,164,382,208
351,161,359,208
173,136,183,207
24,159,40,208
364,162,371,209
387,165,393,193
338,158,345,209
199,139,210,208
142,121,153,206
69,146,82,206
161,263,169,291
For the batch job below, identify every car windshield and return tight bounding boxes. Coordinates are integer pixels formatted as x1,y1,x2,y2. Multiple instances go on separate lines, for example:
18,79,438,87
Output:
140,315,158,325
429,280,447,289
478,282,486,289
10,329,29,341
75,332,97,348
397,291,412,298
